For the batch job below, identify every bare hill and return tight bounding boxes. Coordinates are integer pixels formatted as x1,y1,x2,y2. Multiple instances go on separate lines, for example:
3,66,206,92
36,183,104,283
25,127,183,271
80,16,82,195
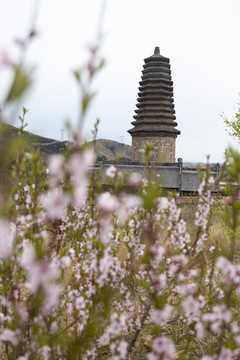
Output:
89,139,131,161
0,123,131,161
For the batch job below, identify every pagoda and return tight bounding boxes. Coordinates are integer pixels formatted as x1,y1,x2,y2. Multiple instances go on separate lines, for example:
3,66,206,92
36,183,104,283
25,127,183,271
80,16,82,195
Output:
128,47,180,163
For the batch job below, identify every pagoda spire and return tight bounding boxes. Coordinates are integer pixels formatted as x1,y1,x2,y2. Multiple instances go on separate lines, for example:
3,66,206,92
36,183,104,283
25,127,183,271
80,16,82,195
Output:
128,47,180,163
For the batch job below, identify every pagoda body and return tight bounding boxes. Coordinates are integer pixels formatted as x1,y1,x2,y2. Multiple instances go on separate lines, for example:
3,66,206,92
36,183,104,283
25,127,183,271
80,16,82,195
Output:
128,47,180,163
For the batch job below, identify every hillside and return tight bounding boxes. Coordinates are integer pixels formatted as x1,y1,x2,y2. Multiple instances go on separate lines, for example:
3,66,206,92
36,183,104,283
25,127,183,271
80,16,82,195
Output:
89,139,131,161
0,123,132,161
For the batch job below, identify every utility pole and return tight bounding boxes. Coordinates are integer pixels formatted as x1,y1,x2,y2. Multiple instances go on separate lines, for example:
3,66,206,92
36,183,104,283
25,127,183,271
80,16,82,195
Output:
60,129,64,142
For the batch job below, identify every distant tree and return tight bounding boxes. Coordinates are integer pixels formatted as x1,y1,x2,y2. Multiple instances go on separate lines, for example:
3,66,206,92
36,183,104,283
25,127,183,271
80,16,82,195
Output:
223,99,240,143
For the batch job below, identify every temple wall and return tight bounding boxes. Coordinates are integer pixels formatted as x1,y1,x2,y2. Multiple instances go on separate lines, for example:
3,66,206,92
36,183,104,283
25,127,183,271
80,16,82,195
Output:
131,136,176,163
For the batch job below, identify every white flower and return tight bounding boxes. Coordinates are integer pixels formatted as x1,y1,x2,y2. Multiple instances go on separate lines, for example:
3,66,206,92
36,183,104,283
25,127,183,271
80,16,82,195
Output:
0,219,15,260
157,197,169,211
48,155,64,179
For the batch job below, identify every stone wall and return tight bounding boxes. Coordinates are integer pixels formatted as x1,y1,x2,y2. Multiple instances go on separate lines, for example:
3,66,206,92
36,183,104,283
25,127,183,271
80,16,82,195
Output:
131,136,176,163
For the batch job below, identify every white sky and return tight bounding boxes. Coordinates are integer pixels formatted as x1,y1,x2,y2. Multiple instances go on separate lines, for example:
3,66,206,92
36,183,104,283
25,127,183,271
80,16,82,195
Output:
1,0,240,162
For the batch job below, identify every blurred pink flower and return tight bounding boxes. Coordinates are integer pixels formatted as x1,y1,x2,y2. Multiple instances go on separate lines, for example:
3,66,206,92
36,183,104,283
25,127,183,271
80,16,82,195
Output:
43,284,63,315
157,197,169,211
40,189,69,220
97,192,119,213
67,150,95,181
0,329,21,346
147,354,158,360
106,165,117,178
152,336,176,359
73,180,88,208
75,296,86,310
128,173,142,187
118,194,142,222
195,322,205,339
117,340,128,358
20,244,60,292
0,50,10,66
182,296,201,322
48,155,64,180
151,305,173,325
0,219,15,260
71,127,86,145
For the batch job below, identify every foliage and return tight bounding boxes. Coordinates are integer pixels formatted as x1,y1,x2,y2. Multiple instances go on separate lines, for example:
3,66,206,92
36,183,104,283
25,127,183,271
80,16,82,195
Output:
222,100,240,143
0,114,239,359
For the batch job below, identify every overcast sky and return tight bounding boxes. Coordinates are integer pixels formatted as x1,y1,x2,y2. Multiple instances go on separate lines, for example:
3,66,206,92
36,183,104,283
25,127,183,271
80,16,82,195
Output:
1,0,240,162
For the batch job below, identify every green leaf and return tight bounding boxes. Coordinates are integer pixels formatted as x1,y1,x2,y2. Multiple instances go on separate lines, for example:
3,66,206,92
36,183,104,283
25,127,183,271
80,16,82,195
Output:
5,65,34,103
82,92,96,115
72,69,81,83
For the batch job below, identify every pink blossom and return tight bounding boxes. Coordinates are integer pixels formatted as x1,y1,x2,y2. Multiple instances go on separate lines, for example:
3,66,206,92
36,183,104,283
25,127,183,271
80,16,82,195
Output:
188,269,198,278
75,296,86,310
16,303,29,322
156,273,167,290
67,150,95,181
182,296,201,322
99,333,110,346
41,346,51,360
216,256,240,285
0,50,10,66
195,322,205,339
118,194,143,222
152,336,176,359
235,335,240,346
61,256,71,269
43,284,63,314
88,43,98,55
71,127,85,145
117,340,128,358
97,192,119,213
19,243,36,268
218,348,233,360
147,354,159,360
40,189,69,220
0,329,21,346
20,244,60,292
48,155,64,179
212,305,231,324
99,218,113,244
230,321,239,333
106,165,117,178
73,180,88,207
128,173,142,187
151,305,173,325
17,354,30,360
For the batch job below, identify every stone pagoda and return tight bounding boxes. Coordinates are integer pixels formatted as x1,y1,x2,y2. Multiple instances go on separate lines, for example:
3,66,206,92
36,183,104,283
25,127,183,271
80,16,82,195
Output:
128,47,180,163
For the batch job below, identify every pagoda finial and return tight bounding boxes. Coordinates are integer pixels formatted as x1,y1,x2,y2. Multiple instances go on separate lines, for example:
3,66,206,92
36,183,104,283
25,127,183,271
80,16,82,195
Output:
154,46,160,55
